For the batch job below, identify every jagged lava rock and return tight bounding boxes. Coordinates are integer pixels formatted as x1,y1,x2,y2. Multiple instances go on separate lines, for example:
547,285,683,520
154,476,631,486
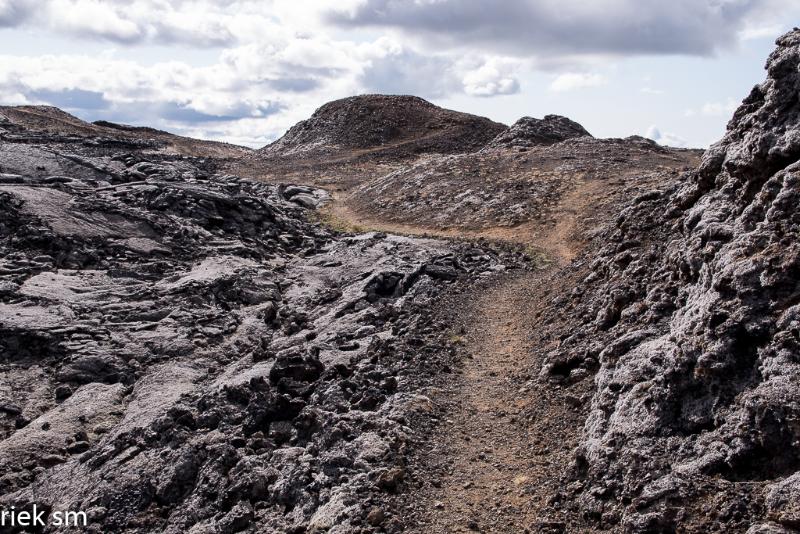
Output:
349,135,697,231
0,110,512,533
541,29,800,533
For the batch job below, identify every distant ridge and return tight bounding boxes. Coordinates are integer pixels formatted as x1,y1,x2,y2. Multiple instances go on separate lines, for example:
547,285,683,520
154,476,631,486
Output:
0,105,250,159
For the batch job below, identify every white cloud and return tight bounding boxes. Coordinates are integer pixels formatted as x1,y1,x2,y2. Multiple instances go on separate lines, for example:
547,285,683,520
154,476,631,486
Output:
683,97,740,117
0,88,29,105
739,23,784,40
0,0,793,148
549,72,607,92
356,37,462,98
683,98,740,119
47,0,143,43
641,87,664,95
645,125,688,148
326,0,793,58
0,0,337,48
462,58,521,97
0,52,313,146
0,0,35,27
0,8,531,145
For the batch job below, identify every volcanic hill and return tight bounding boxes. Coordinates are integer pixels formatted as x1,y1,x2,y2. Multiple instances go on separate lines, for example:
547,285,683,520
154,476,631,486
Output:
256,94,506,160
236,94,507,188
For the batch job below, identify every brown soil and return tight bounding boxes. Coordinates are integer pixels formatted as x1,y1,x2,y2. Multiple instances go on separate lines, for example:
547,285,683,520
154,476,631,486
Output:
407,269,594,533
396,178,602,533
319,192,541,245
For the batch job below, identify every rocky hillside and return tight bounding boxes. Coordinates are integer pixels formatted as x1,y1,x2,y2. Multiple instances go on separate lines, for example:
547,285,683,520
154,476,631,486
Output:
344,132,699,233
535,29,800,532
255,95,506,161
232,95,508,190
0,106,250,159
243,106,699,233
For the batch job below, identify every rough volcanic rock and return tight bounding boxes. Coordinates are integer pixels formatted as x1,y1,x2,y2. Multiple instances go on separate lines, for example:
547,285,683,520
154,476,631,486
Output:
254,94,506,160
0,114,512,532
540,29,800,533
484,115,592,150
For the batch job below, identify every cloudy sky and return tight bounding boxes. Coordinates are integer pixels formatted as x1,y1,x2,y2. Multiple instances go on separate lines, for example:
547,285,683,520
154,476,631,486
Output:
0,0,797,149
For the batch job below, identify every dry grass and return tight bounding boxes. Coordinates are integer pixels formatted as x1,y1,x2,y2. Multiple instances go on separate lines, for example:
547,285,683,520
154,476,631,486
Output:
313,208,367,234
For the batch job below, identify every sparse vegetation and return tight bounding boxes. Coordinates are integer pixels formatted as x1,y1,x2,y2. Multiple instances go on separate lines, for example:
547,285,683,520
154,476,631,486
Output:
313,207,367,233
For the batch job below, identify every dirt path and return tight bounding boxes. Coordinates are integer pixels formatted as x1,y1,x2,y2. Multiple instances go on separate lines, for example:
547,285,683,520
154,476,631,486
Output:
326,178,602,532
408,274,594,534
401,181,603,532
319,193,542,247
408,274,551,532
537,179,603,265
320,178,603,266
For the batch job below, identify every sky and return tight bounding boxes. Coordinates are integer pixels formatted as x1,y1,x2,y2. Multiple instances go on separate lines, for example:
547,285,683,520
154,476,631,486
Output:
0,0,797,149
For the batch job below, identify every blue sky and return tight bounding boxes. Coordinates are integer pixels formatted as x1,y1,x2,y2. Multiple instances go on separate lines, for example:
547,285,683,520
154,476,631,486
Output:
0,0,797,148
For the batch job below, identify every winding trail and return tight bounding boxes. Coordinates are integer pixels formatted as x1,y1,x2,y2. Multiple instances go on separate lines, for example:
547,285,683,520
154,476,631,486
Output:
406,180,602,533
320,178,603,264
328,178,603,532
414,273,548,532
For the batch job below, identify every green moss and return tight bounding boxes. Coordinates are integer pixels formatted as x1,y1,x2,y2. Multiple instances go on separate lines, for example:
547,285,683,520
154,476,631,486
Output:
522,245,555,268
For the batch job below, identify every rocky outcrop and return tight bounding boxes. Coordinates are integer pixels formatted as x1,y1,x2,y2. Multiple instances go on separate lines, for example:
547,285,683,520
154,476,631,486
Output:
485,115,592,150
541,29,800,533
255,95,506,161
